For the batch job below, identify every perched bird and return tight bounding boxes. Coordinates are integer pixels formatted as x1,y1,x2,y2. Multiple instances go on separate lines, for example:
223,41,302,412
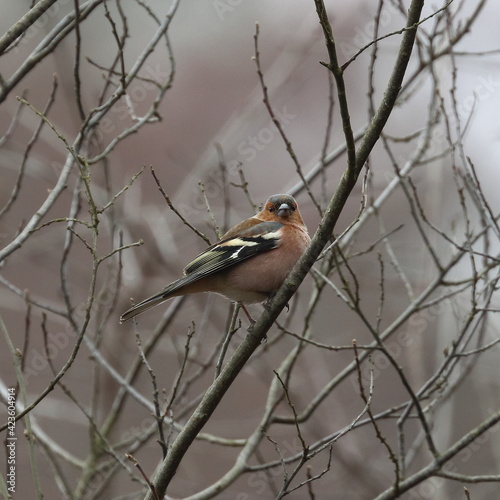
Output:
120,194,310,323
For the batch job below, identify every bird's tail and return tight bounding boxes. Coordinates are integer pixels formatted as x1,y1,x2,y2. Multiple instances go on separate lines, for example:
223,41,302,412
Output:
120,278,186,323
120,291,168,323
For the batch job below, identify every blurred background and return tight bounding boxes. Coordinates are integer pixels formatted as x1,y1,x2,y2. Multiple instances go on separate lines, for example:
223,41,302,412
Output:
1,1,500,499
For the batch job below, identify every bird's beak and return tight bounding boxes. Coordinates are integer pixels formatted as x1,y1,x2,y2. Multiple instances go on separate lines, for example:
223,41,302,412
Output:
277,203,292,217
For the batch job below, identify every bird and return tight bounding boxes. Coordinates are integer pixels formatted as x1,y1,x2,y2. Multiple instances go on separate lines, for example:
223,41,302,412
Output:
120,194,310,323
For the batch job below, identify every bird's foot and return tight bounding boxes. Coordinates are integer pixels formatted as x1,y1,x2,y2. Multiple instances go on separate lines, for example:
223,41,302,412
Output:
264,293,289,312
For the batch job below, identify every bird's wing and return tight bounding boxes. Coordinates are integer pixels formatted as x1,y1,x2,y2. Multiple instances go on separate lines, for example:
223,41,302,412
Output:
183,220,283,277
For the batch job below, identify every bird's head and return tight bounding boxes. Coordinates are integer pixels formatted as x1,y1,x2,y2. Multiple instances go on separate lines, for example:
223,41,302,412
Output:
263,194,299,219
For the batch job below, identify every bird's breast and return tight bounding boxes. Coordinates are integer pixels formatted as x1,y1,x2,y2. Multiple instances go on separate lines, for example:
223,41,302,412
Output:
212,229,310,303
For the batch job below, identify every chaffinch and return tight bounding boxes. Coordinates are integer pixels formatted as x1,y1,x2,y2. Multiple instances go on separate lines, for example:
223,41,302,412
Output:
120,194,310,323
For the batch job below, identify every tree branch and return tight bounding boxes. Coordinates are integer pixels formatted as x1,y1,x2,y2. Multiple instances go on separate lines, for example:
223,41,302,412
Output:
144,1,426,497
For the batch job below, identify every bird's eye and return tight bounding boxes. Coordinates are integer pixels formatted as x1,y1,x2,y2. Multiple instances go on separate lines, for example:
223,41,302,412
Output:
291,205,296,211
269,206,275,212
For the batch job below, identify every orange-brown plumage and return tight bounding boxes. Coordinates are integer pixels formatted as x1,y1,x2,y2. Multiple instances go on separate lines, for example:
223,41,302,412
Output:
120,194,310,323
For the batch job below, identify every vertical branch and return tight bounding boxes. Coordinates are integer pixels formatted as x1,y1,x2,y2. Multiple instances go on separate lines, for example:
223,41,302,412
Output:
355,0,426,171
319,71,335,209
72,0,85,119
134,330,167,458
314,0,357,177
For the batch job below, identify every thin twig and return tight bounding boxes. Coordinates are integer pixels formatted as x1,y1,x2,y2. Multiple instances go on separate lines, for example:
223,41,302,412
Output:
150,166,211,245
253,23,321,214
215,303,241,378
126,454,160,500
